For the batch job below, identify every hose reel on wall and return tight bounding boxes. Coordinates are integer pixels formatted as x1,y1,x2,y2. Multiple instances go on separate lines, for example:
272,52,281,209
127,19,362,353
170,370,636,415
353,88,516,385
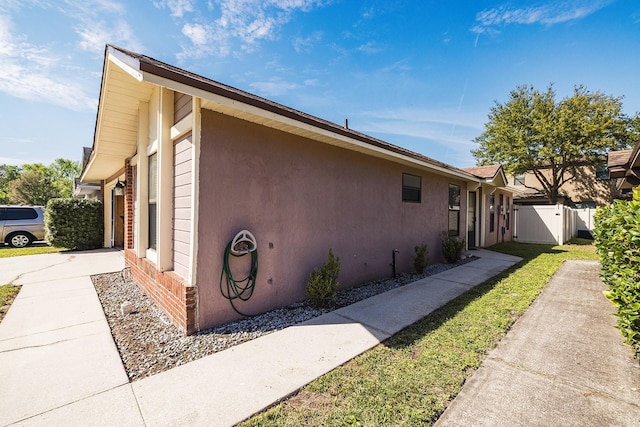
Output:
220,230,259,316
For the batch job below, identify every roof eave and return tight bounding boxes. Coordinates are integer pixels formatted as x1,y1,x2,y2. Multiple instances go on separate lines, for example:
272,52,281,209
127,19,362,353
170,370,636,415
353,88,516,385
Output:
83,45,481,184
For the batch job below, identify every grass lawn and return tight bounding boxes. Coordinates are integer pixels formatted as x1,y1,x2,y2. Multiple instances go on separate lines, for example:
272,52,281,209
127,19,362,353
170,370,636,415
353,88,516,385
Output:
0,244,65,258
240,241,599,426
0,284,21,322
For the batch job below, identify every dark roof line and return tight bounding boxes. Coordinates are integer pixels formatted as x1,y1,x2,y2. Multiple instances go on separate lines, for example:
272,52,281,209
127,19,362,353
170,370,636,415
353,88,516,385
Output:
107,44,477,180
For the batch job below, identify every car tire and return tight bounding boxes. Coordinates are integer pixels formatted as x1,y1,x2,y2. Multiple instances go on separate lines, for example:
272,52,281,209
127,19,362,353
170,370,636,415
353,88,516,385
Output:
7,232,32,248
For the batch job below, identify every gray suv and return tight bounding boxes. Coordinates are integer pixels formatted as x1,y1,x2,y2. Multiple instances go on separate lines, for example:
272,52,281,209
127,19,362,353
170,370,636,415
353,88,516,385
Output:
0,206,46,248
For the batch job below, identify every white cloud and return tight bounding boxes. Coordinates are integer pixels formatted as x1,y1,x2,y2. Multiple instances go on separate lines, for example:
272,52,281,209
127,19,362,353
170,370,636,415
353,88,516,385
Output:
250,79,298,97
154,0,195,17
182,22,209,45
63,1,141,53
176,0,326,58
0,14,96,111
357,41,382,55
355,108,484,147
293,31,322,53
75,19,136,53
354,109,484,166
471,0,614,35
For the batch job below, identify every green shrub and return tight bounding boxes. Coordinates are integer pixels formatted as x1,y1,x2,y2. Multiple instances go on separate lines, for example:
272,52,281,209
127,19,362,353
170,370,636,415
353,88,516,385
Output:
45,198,104,250
305,249,340,308
441,233,465,263
593,188,640,356
413,244,428,274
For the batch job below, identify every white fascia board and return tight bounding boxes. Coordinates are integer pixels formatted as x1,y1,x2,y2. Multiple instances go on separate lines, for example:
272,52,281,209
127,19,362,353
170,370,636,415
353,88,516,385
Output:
82,51,142,183
107,48,143,82
141,71,480,184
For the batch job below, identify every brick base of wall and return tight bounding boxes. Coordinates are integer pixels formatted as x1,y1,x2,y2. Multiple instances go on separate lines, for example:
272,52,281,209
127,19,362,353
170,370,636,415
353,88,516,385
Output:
124,249,197,335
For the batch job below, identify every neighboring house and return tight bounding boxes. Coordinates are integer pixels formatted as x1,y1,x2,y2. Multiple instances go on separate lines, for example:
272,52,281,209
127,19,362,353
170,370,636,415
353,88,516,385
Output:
462,165,514,247
607,146,640,195
73,147,102,199
80,45,514,334
506,161,619,208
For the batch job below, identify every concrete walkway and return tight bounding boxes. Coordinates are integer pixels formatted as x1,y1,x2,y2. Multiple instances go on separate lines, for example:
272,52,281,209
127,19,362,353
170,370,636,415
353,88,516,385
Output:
7,249,630,426
0,248,518,426
435,260,640,427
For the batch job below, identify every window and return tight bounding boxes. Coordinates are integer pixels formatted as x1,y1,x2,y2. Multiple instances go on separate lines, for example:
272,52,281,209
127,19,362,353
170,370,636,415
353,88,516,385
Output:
506,197,511,230
595,163,609,180
148,152,158,250
514,173,526,186
402,173,421,203
489,194,495,233
4,208,38,220
448,184,461,236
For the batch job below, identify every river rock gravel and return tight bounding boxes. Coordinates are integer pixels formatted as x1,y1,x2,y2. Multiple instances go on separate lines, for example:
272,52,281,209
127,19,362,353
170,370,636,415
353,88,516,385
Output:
92,256,476,381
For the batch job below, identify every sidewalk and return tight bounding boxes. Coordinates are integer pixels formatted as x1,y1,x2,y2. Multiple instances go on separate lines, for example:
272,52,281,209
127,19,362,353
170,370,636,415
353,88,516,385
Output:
435,260,640,426
0,248,561,426
8,250,640,426
0,249,131,426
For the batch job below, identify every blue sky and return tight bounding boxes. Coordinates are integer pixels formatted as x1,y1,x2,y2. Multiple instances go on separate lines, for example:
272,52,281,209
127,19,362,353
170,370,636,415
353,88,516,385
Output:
1,0,638,169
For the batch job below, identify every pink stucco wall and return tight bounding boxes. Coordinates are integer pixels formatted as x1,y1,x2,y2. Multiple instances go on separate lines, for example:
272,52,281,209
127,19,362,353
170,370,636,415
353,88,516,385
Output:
481,188,514,247
195,110,468,329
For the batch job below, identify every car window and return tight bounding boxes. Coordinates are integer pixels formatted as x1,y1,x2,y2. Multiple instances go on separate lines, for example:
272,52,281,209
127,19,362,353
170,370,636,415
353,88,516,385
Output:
5,208,38,220
0,208,5,221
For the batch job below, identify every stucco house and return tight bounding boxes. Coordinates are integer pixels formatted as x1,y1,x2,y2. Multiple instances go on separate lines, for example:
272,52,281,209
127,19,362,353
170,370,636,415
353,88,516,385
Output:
505,160,619,208
607,145,640,194
80,45,513,334
462,165,514,247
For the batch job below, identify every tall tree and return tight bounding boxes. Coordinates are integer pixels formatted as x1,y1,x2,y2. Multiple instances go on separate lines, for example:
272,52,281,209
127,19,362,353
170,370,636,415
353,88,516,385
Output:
0,165,22,203
472,84,639,204
49,158,81,198
4,159,80,205
8,169,59,205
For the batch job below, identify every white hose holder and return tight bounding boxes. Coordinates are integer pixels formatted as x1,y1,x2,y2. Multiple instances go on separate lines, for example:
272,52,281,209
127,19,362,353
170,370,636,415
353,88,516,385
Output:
230,230,257,255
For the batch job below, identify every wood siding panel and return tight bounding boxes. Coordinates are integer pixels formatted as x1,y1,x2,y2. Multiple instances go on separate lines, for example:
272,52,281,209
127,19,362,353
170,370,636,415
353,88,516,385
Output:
173,132,192,279
174,92,193,124
174,184,191,198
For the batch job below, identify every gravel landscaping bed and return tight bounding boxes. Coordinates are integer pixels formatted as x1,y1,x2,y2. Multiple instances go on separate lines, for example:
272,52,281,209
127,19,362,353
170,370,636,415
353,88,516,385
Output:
92,256,476,381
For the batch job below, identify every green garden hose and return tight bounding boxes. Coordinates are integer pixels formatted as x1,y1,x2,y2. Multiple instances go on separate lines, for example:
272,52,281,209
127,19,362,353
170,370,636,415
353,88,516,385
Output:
220,240,259,316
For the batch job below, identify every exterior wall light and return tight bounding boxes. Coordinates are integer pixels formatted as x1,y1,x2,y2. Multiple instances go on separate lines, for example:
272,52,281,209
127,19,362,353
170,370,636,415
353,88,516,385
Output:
114,179,127,196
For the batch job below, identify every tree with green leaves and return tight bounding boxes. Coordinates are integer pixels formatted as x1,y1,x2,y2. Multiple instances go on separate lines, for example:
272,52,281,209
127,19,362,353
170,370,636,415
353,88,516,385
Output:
472,84,639,204
2,159,80,206
0,165,22,203
8,168,58,206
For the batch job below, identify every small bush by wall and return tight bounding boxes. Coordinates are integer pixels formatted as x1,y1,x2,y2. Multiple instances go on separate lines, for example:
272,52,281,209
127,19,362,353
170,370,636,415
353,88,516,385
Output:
441,233,465,263
305,249,340,308
45,198,104,250
413,244,428,274
593,188,640,357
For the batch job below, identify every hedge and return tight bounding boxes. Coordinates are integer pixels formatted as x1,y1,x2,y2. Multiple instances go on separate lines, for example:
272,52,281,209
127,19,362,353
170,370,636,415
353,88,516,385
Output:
593,188,640,357
45,198,104,250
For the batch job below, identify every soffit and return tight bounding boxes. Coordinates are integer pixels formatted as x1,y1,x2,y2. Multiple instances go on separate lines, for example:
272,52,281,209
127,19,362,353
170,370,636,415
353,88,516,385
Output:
82,58,154,182
83,45,479,184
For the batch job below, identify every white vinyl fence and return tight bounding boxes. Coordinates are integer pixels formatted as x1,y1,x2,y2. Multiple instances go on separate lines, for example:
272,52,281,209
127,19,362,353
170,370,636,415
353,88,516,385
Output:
513,205,596,245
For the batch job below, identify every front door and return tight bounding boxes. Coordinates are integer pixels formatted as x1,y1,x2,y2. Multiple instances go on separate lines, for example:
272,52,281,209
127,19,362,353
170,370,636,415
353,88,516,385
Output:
468,191,477,248
111,190,125,248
